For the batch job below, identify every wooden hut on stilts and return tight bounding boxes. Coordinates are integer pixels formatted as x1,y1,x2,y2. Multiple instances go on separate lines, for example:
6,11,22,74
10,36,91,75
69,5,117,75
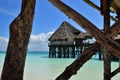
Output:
48,21,93,58
49,0,120,80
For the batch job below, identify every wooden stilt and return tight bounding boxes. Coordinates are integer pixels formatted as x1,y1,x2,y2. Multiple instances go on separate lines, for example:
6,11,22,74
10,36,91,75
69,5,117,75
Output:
67,47,69,58
49,47,51,58
117,9,120,68
102,0,111,80
98,48,102,60
58,47,62,58
71,46,75,58
111,9,120,78
104,49,111,80
80,41,83,54
63,47,66,58
84,0,117,21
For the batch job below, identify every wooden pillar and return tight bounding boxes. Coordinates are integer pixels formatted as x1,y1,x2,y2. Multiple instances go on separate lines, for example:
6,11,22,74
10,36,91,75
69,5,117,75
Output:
76,47,79,56
49,47,51,58
110,9,120,78
54,47,57,58
80,40,83,54
54,47,56,58
51,47,56,58
63,47,66,58
51,47,54,58
117,9,120,20
102,0,111,80
67,47,70,58
58,47,62,58
71,46,75,58
98,48,102,60
117,9,120,66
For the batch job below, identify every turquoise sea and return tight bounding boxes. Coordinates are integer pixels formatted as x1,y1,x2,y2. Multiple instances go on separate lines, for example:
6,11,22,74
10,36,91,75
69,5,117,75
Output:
0,51,120,80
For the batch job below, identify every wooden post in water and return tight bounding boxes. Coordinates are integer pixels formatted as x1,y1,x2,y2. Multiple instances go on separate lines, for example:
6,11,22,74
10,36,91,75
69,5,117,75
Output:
111,9,120,77
58,47,62,58
67,47,70,58
71,46,75,58
98,47,102,60
63,47,66,58
101,0,111,80
49,47,51,57
117,9,120,67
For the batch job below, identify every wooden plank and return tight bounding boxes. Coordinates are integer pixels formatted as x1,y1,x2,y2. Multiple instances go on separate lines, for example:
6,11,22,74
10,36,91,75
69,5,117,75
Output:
83,0,100,11
83,0,117,21
111,67,120,78
102,0,111,80
111,8,120,79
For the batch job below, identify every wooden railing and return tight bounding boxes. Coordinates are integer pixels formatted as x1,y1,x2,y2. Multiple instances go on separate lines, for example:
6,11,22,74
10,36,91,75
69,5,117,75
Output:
49,41,74,46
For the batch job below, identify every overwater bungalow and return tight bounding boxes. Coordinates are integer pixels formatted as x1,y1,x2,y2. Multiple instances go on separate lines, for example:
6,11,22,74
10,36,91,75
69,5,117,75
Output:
48,21,94,58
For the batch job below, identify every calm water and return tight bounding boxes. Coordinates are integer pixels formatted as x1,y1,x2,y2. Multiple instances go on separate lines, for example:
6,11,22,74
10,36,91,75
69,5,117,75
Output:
0,51,120,80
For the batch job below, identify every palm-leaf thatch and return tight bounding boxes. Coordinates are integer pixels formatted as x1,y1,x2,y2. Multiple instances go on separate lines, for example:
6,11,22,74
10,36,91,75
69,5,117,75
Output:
49,21,81,41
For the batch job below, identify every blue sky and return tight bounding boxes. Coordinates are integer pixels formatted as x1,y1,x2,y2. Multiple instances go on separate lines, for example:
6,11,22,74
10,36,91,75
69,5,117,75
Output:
0,0,103,51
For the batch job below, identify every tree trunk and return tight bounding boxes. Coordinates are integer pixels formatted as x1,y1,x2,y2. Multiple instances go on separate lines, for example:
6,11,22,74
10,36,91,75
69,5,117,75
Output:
1,0,36,80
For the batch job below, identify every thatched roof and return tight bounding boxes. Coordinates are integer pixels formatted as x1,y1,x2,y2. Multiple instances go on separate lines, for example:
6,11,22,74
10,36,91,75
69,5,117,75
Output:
49,21,93,41
49,21,81,41
76,32,91,39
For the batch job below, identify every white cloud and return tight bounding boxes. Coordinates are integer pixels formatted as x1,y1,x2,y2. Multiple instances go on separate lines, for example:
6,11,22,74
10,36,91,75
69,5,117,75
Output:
28,31,54,51
0,36,9,51
30,33,46,42
0,31,54,51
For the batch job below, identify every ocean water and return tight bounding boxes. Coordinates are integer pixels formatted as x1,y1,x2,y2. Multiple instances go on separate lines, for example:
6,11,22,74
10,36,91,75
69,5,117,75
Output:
0,51,120,80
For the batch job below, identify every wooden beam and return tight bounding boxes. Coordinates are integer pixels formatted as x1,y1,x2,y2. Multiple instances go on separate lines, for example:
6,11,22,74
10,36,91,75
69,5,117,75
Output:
111,67,120,78
110,8,120,79
117,9,120,20
49,0,120,58
83,0,117,21
102,0,111,80
110,21,120,36
84,0,100,11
